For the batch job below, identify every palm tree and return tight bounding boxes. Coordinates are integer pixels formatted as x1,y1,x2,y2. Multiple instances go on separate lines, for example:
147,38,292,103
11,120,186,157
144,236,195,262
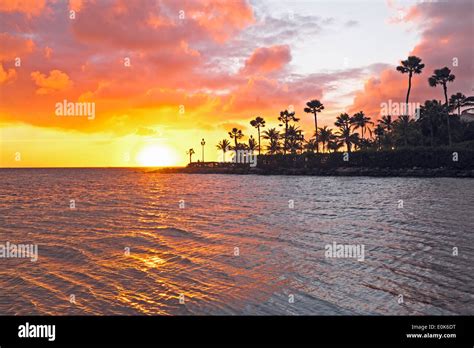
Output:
216,139,231,161
186,148,195,164
449,93,466,115
278,109,299,154
379,115,394,132
374,124,385,150
250,116,265,155
379,115,394,149
304,100,324,152
327,138,343,153
286,125,304,154
396,56,425,115
428,67,455,145
248,135,257,154
393,115,413,147
335,113,356,152
318,126,333,153
228,128,244,155
351,111,373,139
304,139,317,153
262,128,280,154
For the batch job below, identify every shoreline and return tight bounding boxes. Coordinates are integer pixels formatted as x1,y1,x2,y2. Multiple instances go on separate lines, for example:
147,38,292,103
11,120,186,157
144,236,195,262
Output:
149,166,474,178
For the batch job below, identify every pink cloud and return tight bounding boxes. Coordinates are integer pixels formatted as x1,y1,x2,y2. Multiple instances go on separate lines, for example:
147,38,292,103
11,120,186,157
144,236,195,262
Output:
240,45,291,76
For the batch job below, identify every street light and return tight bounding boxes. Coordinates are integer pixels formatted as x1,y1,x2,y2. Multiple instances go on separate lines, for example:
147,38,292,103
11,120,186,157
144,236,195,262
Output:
201,138,206,163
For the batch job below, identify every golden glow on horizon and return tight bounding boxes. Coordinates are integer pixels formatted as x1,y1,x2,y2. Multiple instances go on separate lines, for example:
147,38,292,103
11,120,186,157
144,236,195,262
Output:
136,144,178,167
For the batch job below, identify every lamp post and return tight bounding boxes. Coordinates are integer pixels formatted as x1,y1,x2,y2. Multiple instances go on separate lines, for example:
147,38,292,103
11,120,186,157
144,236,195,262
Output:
201,138,206,163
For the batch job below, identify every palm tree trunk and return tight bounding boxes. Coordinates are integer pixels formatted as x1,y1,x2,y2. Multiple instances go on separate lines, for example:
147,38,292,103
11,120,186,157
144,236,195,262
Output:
443,84,452,146
257,127,261,155
406,72,412,116
314,114,319,153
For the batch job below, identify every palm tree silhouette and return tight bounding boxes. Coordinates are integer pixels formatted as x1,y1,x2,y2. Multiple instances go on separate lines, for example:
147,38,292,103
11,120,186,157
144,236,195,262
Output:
335,113,356,152
428,67,455,146
449,92,466,115
304,100,324,152
228,128,244,155
286,125,304,154
379,115,394,149
186,148,195,164
394,115,414,147
327,138,343,153
318,126,334,153
248,135,257,154
250,116,266,155
379,115,394,131
216,139,231,162
374,124,385,150
278,109,299,155
396,56,425,115
304,138,317,153
262,128,280,154
351,111,373,139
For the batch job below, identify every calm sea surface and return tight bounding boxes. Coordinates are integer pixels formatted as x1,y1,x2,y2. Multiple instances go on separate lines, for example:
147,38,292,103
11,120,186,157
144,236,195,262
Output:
0,168,473,315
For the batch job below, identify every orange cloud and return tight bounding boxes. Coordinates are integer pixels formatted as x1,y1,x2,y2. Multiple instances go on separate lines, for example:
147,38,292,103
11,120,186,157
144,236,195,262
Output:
31,70,73,95
241,45,291,75
0,0,46,16
0,33,35,60
0,63,16,84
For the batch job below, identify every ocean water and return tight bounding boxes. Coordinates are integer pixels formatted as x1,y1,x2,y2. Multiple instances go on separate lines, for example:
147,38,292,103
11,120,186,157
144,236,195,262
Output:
0,168,473,315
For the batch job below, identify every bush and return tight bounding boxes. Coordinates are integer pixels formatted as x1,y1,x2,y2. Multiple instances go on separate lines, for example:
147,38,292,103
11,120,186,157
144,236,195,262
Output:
258,149,474,170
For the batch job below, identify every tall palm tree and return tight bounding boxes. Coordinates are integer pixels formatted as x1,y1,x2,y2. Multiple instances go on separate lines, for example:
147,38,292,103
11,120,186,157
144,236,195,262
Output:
278,109,299,154
186,148,195,164
304,100,324,152
250,116,265,155
449,92,466,115
248,135,257,154
351,111,373,139
228,128,244,155
216,139,231,161
428,67,455,145
318,126,333,153
396,56,425,115
262,128,280,154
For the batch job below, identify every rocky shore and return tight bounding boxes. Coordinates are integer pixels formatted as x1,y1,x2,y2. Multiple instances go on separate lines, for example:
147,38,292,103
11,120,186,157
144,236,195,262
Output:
149,166,474,178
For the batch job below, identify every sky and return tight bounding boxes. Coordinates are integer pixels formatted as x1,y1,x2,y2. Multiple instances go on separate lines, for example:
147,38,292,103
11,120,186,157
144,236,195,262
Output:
0,0,473,167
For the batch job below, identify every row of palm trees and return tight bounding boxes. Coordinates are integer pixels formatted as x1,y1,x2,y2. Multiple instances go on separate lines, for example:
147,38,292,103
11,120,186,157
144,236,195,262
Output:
186,55,473,163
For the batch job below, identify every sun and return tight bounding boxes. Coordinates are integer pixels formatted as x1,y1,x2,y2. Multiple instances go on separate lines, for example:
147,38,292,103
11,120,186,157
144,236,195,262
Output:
136,145,177,167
